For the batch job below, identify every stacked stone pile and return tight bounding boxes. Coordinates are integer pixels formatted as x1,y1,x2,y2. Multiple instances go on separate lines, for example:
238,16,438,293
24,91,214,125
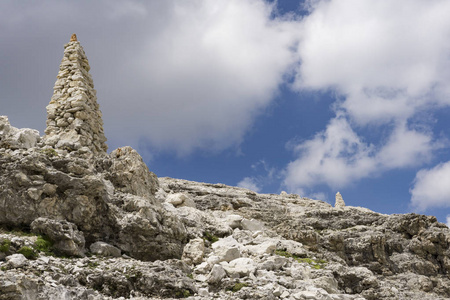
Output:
334,192,346,208
43,34,107,154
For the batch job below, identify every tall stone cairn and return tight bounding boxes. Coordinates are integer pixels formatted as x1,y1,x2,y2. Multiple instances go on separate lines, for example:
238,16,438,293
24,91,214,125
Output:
334,192,346,208
43,34,107,154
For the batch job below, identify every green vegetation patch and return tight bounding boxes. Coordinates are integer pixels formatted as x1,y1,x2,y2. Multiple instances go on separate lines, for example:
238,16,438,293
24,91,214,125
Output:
88,261,99,269
34,235,54,255
10,229,34,237
0,239,11,253
275,250,327,269
40,148,58,157
228,282,248,292
18,246,38,260
202,231,219,243
175,289,191,298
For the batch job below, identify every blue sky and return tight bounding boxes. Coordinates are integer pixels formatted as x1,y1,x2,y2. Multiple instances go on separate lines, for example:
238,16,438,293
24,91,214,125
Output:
1,0,450,225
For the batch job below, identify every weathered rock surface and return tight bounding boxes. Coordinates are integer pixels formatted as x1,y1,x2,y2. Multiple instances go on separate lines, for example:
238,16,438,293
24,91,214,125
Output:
31,217,85,257
0,116,40,150
1,34,450,300
2,149,450,300
89,242,121,258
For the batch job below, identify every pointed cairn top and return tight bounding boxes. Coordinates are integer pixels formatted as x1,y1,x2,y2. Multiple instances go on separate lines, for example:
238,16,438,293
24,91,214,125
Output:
334,192,346,208
70,33,77,42
43,35,108,155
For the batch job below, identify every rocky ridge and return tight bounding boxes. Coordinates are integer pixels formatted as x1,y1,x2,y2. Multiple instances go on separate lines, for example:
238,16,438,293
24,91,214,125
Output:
1,35,450,300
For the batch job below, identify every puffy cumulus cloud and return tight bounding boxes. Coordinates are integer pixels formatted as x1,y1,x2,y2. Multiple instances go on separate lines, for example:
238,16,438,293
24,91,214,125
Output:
284,117,438,192
104,0,302,154
284,0,450,195
0,0,301,155
237,177,261,193
294,0,450,124
410,162,450,211
284,116,375,189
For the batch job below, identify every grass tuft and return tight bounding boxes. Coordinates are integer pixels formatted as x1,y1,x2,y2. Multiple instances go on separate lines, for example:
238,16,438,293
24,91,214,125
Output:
275,250,327,269
18,246,38,260
0,239,11,253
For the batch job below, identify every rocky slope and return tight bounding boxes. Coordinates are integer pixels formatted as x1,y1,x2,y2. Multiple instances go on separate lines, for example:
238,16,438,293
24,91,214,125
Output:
1,134,449,299
1,35,450,299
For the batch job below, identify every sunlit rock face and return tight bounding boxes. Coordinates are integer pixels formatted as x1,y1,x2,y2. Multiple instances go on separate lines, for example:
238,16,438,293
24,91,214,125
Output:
1,35,450,300
0,35,185,264
43,34,107,155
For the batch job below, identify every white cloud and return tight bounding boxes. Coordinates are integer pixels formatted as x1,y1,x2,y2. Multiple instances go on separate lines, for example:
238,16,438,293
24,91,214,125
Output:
284,117,438,192
294,0,450,125
284,0,450,195
308,192,327,202
284,116,375,189
410,162,450,211
0,0,302,155
237,177,261,192
103,0,301,154
447,215,450,228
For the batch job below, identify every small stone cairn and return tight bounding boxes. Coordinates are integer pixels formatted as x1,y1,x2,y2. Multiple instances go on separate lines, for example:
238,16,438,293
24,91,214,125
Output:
43,34,107,154
334,191,346,208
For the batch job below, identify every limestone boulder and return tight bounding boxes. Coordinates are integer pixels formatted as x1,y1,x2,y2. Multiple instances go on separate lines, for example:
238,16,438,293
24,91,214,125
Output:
31,217,85,257
244,240,277,256
166,193,196,208
182,238,205,265
0,151,116,242
90,241,121,257
107,147,159,200
241,218,265,232
116,206,188,261
222,257,256,278
211,236,241,262
0,116,40,150
5,254,27,268
207,264,227,284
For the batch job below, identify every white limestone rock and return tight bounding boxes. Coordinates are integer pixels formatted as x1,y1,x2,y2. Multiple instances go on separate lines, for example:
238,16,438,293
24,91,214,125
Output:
206,264,227,284
182,238,205,265
244,240,277,256
226,214,243,229
0,116,40,150
211,236,241,262
258,255,288,271
222,257,256,278
194,262,210,274
277,240,307,257
108,147,159,200
241,218,264,231
6,254,27,268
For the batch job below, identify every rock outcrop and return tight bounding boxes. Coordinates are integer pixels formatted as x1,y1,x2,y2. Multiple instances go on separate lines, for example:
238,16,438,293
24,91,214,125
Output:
0,116,40,150
0,35,185,262
1,35,450,300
